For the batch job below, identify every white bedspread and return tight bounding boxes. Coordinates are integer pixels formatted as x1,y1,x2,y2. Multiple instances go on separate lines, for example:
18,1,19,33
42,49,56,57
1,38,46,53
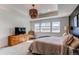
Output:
29,36,67,55
35,36,65,45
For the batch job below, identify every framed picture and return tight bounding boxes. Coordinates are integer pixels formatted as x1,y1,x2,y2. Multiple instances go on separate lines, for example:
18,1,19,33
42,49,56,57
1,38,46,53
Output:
73,15,78,27
78,14,79,26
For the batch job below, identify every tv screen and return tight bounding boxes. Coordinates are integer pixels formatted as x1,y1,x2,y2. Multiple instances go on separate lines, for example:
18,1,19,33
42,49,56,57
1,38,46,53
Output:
15,27,26,35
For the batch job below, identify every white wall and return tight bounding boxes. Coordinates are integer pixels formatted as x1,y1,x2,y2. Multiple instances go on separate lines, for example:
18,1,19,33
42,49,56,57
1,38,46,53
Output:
0,5,30,47
30,17,69,37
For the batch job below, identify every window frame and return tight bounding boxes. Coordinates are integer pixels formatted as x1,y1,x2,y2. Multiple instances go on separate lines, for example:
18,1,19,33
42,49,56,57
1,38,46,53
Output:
34,21,60,33
52,21,60,33
40,22,51,32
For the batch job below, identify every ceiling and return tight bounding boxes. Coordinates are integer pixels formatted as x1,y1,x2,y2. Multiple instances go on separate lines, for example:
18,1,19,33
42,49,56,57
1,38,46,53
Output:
24,4,78,18
25,4,58,14
0,4,78,20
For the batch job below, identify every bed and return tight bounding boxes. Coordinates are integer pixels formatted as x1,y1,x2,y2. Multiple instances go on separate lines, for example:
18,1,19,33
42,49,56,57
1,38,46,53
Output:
28,36,68,55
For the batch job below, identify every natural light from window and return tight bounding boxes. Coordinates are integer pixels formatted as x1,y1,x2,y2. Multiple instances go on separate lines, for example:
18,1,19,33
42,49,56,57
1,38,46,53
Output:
52,22,60,33
41,22,50,32
34,21,60,33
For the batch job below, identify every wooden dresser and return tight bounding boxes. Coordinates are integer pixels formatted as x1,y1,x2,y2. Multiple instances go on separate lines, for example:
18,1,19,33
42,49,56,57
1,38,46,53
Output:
8,34,27,46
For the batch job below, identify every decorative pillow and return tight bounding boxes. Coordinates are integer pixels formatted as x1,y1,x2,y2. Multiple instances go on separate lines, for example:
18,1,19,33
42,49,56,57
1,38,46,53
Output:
66,36,74,45
70,37,79,49
63,34,74,45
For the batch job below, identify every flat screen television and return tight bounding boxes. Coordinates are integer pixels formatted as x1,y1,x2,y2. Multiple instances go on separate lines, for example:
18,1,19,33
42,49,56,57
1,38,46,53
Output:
15,27,26,35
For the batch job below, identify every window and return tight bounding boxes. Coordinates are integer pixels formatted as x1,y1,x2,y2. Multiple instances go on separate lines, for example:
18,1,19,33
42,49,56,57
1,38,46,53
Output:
52,22,60,33
34,21,60,33
41,22,50,32
34,22,51,32
34,23,40,32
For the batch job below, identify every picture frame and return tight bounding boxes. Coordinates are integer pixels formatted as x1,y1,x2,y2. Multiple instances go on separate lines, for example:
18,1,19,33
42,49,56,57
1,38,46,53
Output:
73,15,78,27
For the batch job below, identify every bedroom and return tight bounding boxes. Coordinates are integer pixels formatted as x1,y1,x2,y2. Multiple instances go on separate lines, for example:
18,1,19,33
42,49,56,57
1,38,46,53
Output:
0,4,79,55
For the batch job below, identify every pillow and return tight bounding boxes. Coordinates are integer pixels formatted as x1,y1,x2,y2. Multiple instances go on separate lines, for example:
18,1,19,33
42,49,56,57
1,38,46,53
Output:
63,34,74,45
66,36,74,45
70,37,79,49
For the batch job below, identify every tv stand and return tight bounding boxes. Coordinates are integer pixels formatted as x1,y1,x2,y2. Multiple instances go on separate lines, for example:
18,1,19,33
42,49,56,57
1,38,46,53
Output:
8,34,27,46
